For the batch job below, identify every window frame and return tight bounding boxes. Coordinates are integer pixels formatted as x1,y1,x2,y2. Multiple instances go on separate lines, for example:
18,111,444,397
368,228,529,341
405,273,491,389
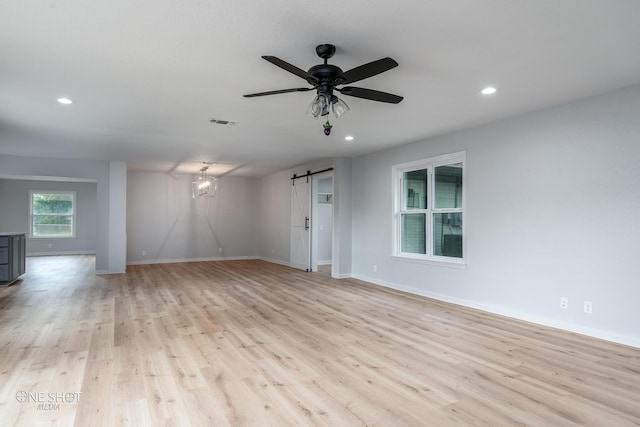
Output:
392,151,466,267
29,190,77,239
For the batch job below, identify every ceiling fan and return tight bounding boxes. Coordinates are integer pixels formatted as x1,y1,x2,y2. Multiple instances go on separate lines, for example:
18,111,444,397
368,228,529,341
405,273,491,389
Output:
243,44,403,121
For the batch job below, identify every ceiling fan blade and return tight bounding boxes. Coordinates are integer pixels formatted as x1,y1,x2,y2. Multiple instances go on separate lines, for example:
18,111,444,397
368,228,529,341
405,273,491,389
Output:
338,87,403,104
262,56,319,84
336,57,399,85
243,87,314,98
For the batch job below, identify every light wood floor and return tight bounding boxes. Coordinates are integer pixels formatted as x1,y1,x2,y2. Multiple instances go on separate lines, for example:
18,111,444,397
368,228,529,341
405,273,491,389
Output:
1,256,639,426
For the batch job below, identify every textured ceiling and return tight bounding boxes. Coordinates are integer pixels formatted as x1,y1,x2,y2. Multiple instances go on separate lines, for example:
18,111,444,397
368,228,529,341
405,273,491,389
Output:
2,1,640,177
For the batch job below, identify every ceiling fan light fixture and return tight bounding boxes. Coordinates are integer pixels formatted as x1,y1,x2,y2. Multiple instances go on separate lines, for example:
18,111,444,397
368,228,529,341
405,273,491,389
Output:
306,93,330,119
244,44,402,129
331,95,350,118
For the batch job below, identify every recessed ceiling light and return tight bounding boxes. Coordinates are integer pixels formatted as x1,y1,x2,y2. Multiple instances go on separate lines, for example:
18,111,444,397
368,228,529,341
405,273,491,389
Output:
480,87,497,95
344,136,354,141
57,97,73,104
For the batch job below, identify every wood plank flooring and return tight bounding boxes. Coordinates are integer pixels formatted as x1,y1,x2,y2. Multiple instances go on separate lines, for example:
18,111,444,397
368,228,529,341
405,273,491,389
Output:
1,255,639,426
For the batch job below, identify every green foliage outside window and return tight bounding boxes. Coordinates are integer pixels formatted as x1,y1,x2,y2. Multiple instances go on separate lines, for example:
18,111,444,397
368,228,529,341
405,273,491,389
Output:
31,192,75,237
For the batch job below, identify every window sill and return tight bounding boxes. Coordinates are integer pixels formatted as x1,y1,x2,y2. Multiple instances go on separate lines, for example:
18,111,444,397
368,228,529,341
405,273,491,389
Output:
391,255,467,269
29,236,77,240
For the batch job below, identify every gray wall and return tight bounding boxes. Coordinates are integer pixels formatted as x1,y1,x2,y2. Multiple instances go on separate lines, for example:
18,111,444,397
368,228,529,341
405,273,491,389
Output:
351,85,640,347
258,169,292,265
0,178,97,255
126,172,259,263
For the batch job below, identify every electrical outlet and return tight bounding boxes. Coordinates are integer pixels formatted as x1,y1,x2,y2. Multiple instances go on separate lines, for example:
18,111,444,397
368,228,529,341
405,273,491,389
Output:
141,250,146,256
373,264,378,273
560,297,568,310
584,301,593,314
219,247,223,253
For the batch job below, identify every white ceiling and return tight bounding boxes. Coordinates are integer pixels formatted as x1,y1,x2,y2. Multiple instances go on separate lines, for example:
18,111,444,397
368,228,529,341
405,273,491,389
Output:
2,1,640,177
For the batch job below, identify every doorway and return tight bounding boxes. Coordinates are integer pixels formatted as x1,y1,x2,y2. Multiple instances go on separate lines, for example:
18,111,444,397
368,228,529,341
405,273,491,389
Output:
311,173,333,273
289,170,334,273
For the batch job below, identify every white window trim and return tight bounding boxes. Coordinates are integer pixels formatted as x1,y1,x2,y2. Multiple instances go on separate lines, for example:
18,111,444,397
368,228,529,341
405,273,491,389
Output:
392,151,466,266
29,190,77,239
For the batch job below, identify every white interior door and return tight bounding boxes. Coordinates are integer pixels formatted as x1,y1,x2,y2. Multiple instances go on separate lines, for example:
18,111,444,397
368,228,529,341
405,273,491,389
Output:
290,179,311,271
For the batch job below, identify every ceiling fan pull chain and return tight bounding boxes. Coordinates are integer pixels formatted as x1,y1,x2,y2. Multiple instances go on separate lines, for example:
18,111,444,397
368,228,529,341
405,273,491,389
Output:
323,120,332,136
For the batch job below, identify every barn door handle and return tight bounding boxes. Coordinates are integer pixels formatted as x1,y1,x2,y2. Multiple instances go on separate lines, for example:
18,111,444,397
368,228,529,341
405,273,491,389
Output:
305,216,309,230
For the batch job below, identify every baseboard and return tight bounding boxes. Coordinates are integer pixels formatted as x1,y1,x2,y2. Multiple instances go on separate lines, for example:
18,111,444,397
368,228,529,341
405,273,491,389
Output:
95,269,126,275
318,260,332,265
27,251,96,257
351,273,640,349
127,255,259,266
258,256,291,267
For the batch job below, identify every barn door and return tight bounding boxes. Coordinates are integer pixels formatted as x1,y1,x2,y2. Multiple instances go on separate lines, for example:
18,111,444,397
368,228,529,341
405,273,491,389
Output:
290,178,311,271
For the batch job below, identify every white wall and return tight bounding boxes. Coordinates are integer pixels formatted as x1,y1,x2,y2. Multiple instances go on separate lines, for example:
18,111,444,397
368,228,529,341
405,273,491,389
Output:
0,155,126,273
126,172,259,263
0,178,97,255
351,85,640,347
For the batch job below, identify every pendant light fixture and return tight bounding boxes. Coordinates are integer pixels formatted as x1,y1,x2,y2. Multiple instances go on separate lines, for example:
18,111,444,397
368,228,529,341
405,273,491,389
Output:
192,166,217,199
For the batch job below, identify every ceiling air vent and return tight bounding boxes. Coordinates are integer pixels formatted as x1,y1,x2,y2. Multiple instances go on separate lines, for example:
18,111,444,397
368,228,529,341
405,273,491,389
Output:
209,118,237,125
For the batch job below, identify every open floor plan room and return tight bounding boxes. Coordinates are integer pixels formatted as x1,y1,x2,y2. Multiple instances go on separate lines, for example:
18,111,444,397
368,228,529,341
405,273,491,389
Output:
2,2,640,426
1,256,639,426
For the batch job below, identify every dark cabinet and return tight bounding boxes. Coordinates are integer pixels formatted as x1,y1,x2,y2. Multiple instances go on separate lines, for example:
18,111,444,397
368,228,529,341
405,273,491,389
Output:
0,233,26,286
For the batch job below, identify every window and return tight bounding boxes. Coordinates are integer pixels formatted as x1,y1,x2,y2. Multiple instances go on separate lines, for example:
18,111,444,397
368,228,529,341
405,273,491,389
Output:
393,152,465,264
29,191,76,238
